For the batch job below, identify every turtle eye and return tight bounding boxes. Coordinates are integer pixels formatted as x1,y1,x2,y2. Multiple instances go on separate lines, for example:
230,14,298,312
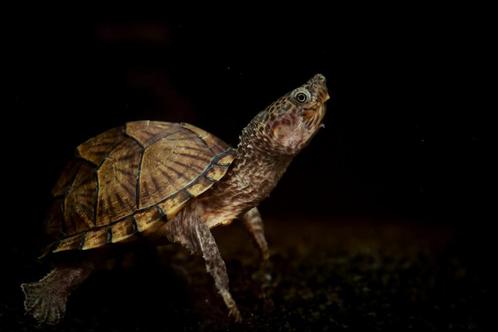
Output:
293,89,311,104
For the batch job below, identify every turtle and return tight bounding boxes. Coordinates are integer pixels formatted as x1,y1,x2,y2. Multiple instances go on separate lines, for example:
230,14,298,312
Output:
21,73,330,325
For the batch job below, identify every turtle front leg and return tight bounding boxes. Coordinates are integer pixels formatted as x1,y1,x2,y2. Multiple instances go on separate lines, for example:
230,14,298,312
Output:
165,213,241,322
242,207,270,261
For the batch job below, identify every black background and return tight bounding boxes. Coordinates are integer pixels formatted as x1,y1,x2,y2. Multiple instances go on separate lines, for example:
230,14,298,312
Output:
6,7,491,233
2,4,493,330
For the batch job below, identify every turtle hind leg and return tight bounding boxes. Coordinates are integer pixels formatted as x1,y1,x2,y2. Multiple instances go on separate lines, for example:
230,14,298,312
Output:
21,264,93,325
21,278,64,326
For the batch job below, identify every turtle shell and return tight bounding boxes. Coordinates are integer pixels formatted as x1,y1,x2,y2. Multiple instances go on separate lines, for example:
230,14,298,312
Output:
44,121,235,255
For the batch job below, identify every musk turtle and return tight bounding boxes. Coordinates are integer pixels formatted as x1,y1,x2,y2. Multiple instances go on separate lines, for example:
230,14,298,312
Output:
21,73,330,325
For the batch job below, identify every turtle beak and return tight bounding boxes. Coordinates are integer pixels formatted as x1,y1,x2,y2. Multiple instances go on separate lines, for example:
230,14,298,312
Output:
320,86,330,103
303,102,327,130
318,103,327,125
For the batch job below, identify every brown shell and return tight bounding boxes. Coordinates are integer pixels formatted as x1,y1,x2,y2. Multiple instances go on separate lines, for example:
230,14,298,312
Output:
45,121,234,255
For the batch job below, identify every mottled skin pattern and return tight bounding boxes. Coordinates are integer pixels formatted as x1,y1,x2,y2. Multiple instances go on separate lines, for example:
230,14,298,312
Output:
197,74,329,229
21,74,329,325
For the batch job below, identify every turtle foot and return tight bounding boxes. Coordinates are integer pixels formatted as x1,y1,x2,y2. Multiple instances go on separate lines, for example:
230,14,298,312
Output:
21,279,67,325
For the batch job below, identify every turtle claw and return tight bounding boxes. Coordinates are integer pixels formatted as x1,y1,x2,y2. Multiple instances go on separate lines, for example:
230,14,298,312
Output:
253,259,273,290
228,305,242,322
219,289,242,322
21,281,66,325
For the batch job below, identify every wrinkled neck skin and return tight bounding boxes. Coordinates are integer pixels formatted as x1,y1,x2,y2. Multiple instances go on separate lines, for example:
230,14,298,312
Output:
197,115,294,228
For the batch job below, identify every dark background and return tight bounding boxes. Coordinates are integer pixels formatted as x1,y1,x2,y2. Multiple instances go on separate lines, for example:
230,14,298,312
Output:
2,5,493,331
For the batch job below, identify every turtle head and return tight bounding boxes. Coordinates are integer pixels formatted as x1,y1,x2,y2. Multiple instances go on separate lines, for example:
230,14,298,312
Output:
249,73,330,155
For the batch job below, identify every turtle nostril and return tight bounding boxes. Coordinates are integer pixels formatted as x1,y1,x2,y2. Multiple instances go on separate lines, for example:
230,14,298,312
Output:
314,74,326,83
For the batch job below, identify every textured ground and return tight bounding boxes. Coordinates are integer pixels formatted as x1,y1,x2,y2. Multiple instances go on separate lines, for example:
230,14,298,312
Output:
1,218,491,331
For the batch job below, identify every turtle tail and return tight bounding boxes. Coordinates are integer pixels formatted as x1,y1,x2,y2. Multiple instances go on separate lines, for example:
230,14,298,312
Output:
21,269,67,325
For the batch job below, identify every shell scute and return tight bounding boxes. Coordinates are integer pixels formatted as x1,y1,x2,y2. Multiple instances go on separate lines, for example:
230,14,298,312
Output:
45,121,235,255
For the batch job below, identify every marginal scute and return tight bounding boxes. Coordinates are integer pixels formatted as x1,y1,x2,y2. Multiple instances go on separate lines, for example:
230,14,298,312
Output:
134,206,163,233
157,190,192,220
217,153,235,166
81,228,108,250
186,175,214,196
110,216,138,243
205,163,230,182
52,234,85,253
